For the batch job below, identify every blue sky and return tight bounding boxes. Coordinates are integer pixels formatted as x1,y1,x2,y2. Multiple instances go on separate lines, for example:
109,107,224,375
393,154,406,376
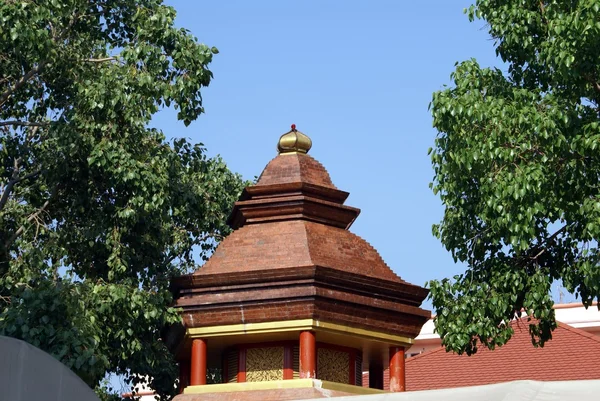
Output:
154,0,504,308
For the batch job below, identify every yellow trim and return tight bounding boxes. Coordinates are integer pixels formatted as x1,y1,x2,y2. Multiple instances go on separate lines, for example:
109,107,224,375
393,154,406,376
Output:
186,319,413,346
183,379,385,395
184,379,312,394
187,319,314,337
314,320,414,346
319,380,386,394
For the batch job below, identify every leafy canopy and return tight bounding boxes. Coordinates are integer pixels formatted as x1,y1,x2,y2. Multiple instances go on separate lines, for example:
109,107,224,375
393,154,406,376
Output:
0,0,245,398
428,0,600,355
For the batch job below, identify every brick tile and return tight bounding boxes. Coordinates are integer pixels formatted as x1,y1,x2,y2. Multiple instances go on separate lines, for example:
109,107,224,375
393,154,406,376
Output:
256,153,336,189
405,319,600,391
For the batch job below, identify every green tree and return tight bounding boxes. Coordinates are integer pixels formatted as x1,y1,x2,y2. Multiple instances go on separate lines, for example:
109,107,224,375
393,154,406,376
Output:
428,0,600,355
0,0,245,398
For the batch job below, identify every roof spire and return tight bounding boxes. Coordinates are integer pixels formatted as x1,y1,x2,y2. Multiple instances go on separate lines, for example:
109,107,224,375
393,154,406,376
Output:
277,124,312,154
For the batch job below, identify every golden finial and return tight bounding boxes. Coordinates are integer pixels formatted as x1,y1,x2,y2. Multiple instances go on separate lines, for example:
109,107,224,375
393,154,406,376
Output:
277,124,312,154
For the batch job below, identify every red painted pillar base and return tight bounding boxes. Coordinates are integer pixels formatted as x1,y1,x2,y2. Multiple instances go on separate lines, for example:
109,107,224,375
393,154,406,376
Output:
299,331,316,379
389,346,405,392
190,338,207,385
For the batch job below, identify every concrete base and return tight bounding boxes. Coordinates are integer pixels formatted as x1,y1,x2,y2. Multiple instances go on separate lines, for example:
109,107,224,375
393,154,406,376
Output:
174,379,384,401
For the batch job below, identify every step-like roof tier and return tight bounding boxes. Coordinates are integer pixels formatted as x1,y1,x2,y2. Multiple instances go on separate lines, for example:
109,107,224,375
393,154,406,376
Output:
255,152,337,189
169,127,430,351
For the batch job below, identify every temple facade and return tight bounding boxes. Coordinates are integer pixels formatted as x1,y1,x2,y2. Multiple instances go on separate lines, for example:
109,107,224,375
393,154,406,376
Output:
167,127,430,400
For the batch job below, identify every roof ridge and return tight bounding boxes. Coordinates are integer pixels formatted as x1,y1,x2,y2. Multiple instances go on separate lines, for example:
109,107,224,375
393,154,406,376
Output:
510,316,600,345
408,318,600,365
554,319,600,344
346,230,405,282
302,221,408,284
553,301,598,309
405,344,446,363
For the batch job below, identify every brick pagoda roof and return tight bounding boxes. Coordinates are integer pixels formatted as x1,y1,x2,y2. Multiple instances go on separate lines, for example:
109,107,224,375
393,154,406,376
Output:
192,128,412,284
405,319,600,391
169,126,429,352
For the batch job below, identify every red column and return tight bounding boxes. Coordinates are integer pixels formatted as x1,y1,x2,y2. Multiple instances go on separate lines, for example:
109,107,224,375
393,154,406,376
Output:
389,346,405,392
283,346,293,380
299,331,316,379
190,339,207,385
237,347,246,382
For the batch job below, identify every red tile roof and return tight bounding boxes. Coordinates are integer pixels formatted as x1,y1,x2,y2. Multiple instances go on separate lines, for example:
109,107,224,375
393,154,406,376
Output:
406,319,600,391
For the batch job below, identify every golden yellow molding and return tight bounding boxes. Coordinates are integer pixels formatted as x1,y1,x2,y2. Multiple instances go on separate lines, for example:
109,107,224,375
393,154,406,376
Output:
183,379,386,395
186,319,413,346
186,319,314,337
319,380,387,395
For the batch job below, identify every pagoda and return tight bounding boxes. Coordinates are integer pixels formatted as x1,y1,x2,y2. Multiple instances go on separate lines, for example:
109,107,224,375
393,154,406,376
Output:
168,126,430,400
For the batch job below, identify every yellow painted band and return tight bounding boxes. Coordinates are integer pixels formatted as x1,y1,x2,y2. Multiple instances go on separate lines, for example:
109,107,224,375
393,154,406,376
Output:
314,320,414,346
319,380,387,394
184,379,312,394
183,379,385,395
186,319,314,337
186,319,413,346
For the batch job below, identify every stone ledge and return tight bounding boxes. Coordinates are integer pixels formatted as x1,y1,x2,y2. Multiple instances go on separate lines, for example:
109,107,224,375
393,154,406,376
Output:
182,378,385,395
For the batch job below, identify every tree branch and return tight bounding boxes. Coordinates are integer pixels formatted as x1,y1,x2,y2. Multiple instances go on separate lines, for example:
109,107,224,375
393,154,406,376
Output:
0,157,22,211
0,61,46,107
538,1,549,26
0,169,42,212
518,224,568,268
0,120,49,127
0,9,82,108
0,294,11,305
164,231,223,266
4,185,58,250
83,57,117,63
0,123,44,211
582,73,600,96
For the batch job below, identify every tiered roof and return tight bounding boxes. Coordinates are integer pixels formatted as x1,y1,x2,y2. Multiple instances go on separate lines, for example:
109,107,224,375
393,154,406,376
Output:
168,127,430,400
172,128,428,337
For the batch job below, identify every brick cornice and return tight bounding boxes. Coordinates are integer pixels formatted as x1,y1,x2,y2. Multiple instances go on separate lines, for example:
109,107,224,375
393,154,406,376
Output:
229,194,360,230
229,182,359,230
241,182,349,203
173,265,428,307
172,265,429,339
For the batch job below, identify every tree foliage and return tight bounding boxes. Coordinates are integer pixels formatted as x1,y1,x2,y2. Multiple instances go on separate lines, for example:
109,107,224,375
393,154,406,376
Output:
429,0,600,355
0,0,245,398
